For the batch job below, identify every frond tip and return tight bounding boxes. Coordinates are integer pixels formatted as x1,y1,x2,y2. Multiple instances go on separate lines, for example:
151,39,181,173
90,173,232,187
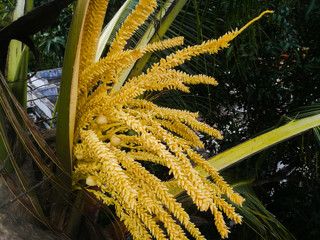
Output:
72,1,273,239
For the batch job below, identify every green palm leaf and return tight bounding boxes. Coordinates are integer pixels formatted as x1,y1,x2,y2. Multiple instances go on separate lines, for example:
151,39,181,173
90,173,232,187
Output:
232,180,296,239
169,113,320,194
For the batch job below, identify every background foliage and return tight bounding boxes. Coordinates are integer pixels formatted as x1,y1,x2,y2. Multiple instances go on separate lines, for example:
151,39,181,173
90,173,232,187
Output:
0,0,15,28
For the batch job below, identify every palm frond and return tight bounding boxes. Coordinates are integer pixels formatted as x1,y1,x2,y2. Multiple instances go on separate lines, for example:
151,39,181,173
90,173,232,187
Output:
232,180,296,240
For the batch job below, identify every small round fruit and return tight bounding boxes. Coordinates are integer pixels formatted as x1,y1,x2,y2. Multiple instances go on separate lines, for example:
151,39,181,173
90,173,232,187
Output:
96,115,108,125
110,135,121,146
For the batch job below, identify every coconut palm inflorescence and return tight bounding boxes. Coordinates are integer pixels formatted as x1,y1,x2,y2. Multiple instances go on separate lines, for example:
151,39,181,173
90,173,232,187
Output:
71,0,272,238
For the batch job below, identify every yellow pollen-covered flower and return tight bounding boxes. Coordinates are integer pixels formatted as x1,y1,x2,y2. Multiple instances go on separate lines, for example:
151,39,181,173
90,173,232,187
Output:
72,1,273,239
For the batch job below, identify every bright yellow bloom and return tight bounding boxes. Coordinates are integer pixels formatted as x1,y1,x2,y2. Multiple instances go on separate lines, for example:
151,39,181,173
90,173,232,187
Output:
72,0,273,238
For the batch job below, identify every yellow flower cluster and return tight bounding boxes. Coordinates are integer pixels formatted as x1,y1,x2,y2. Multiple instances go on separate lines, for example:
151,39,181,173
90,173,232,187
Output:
72,0,272,239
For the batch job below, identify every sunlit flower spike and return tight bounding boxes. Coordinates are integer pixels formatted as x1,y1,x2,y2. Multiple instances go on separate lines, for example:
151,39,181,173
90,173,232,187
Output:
72,0,273,238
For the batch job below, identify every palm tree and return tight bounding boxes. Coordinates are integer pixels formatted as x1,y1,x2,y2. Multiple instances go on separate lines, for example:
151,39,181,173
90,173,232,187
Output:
0,0,319,239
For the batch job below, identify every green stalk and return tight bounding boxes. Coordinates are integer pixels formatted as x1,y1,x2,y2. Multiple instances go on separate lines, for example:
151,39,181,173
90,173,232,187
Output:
55,0,89,235
7,0,24,103
7,0,33,107
56,0,89,189
14,0,34,106
10,46,28,108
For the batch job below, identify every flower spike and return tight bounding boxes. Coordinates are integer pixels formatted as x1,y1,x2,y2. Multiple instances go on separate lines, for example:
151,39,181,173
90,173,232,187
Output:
73,1,273,238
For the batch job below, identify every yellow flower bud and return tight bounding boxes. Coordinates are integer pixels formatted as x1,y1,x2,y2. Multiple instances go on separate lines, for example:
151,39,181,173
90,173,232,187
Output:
110,135,121,146
96,115,108,125
86,176,97,186
75,153,84,160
